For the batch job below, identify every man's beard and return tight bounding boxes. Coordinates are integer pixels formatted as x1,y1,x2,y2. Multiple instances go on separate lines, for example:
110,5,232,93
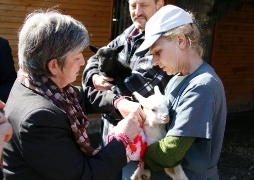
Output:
132,15,147,30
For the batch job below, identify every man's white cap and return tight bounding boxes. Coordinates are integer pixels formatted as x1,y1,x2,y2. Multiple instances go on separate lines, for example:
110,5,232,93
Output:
135,5,193,56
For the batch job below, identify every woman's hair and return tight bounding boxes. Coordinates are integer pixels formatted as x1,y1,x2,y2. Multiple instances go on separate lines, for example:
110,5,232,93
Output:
18,9,89,77
162,14,204,57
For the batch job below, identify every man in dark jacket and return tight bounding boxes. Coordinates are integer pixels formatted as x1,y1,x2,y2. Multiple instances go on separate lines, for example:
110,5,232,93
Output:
0,37,17,103
82,0,171,179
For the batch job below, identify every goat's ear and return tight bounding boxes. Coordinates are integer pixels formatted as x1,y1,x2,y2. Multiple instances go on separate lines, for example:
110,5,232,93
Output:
89,45,99,54
115,45,124,54
154,86,162,96
133,92,147,106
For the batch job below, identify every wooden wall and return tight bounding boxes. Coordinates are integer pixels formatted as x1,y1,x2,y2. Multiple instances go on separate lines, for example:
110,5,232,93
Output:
0,0,113,87
1,0,253,113
211,3,254,112
165,0,175,5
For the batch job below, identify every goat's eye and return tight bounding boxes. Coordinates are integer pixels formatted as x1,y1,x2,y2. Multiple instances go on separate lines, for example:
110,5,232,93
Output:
151,109,156,112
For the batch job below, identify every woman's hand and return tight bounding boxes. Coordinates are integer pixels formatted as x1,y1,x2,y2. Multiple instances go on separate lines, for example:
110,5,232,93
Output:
116,99,146,127
114,112,141,140
0,100,12,142
0,100,13,158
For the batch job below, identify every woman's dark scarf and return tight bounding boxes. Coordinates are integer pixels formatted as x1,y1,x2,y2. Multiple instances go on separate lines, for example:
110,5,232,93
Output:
17,69,97,157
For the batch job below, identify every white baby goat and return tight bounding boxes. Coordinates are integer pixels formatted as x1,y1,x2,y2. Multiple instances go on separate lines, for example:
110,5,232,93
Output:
130,86,188,180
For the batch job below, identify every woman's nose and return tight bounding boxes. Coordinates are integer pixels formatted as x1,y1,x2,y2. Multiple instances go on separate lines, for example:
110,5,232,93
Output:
152,57,159,66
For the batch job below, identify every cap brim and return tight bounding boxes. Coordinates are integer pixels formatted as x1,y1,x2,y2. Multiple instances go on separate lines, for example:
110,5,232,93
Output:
135,33,162,57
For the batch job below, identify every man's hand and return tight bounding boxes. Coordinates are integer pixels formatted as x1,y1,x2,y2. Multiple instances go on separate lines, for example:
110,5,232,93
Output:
0,100,5,109
92,74,114,91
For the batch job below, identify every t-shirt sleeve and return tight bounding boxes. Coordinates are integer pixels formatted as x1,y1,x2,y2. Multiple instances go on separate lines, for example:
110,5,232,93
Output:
166,84,215,139
143,136,195,171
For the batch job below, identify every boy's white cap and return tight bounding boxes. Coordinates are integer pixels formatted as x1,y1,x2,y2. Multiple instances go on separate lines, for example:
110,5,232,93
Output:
136,5,193,56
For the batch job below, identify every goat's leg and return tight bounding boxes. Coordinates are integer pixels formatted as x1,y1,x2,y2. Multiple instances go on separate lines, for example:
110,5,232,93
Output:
164,165,188,180
130,161,151,180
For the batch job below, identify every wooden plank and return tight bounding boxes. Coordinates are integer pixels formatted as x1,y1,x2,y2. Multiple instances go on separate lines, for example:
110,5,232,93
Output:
0,22,21,29
221,18,254,24
225,87,254,93
212,59,254,65
0,28,20,34
0,3,111,12
222,12,254,19
86,114,101,119
226,92,253,99
223,82,254,88
227,10,254,17
89,39,111,44
0,16,24,23
0,24,111,35
219,79,253,85
216,24,254,31
1,35,19,40
223,83,252,90
213,35,254,41
213,68,254,74
85,27,111,32
212,38,254,45
218,75,254,81
224,7,254,16
225,93,253,99
0,0,110,7
214,30,254,36
219,70,254,76
225,89,254,94
226,100,252,105
211,51,254,57
225,98,253,104
0,8,111,18
62,9,111,17
217,21,254,27
225,94,253,100
215,32,254,38
214,58,250,66
0,15,110,23
212,52,254,57
213,43,254,51
41,0,111,6
222,78,254,84
0,10,28,20
212,49,254,53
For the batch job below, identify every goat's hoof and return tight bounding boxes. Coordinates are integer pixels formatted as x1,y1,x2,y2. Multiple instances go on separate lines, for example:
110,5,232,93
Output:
141,175,149,180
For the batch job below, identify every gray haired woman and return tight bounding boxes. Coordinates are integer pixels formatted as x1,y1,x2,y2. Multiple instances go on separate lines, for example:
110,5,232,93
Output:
3,10,145,180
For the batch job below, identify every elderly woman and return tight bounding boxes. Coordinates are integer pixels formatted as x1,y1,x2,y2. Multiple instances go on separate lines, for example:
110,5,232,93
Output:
129,5,227,180
3,10,145,180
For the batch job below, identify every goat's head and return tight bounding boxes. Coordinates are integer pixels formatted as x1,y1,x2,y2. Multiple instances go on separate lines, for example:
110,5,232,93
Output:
133,86,169,127
88,45,124,73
